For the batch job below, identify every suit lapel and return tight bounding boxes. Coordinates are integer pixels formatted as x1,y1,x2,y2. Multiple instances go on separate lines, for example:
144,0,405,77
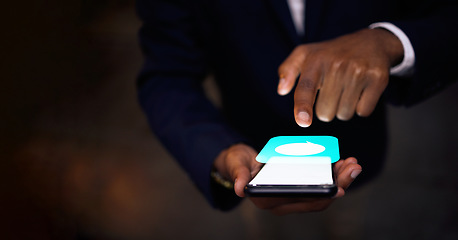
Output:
264,0,327,44
304,0,326,42
264,0,301,46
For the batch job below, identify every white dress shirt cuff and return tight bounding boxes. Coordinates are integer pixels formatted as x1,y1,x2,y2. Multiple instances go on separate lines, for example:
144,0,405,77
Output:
369,22,416,77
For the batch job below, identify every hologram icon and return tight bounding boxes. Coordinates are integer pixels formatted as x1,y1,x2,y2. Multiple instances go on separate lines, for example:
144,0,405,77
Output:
256,136,340,164
275,142,326,156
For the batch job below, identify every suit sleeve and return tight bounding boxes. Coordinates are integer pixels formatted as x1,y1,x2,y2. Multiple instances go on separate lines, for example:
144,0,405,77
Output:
136,0,245,210
387,0,458,106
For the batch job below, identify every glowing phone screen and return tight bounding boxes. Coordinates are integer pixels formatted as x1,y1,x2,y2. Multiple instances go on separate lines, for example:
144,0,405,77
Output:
248,157,333,185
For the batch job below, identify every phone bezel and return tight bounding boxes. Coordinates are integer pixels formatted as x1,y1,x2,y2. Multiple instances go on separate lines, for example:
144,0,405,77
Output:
244,183,337,197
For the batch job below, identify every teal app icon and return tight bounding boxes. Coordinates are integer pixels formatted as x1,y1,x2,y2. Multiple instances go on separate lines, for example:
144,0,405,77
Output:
256,136,340,164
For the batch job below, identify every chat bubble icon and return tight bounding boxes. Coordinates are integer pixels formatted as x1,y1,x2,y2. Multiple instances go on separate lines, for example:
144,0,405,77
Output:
256,136,340,164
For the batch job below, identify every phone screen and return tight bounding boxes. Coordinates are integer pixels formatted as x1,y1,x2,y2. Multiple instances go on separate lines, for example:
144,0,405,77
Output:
245,136,338,197
248,157,333,186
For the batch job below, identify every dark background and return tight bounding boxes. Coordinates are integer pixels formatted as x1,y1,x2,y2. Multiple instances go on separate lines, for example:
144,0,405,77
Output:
1,1,457,239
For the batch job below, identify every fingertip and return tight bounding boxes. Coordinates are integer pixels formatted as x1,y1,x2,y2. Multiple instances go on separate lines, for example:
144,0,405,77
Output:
278,90,290,96
234,178,246,197
296,111,311,127
277,78,290,96
278,73,298,96
356,109,369,117
356,100,376,118
336,112,353,121
350,169,362,179
346,157,358,164
316,113,333,123
337,162,362,190
356,109,363,117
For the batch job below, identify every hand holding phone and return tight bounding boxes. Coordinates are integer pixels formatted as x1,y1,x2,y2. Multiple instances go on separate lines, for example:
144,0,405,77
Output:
248,157,361,215
212,139,361,215
245,136,342,198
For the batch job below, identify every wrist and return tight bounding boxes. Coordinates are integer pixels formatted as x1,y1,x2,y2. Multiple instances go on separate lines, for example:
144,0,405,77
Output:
369,22,415,76
210,167,234,190
369,28,404,67
211,143,258,189
212,147,230,179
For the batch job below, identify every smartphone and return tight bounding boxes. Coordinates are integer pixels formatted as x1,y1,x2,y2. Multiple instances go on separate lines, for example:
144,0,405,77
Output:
245,157,337,197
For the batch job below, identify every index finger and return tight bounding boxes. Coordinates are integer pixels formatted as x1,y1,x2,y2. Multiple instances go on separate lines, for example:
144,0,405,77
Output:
294,63,322,128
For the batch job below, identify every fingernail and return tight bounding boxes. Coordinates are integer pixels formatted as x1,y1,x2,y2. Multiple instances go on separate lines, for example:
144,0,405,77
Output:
278,78,287,95
347,157,357,164
351,169,362,179
297,111,310,127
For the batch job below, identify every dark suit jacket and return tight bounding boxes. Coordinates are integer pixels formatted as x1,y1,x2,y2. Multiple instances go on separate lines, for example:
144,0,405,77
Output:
136,0,458,210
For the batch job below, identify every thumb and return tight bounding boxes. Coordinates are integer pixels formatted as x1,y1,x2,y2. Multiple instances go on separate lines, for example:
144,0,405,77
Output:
233,166,252,197
277,46,305,95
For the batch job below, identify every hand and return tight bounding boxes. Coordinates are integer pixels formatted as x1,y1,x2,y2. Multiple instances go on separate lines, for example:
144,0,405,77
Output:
213,143,263,197
249,157,362,215
213,144,362,215
277,28,404,127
